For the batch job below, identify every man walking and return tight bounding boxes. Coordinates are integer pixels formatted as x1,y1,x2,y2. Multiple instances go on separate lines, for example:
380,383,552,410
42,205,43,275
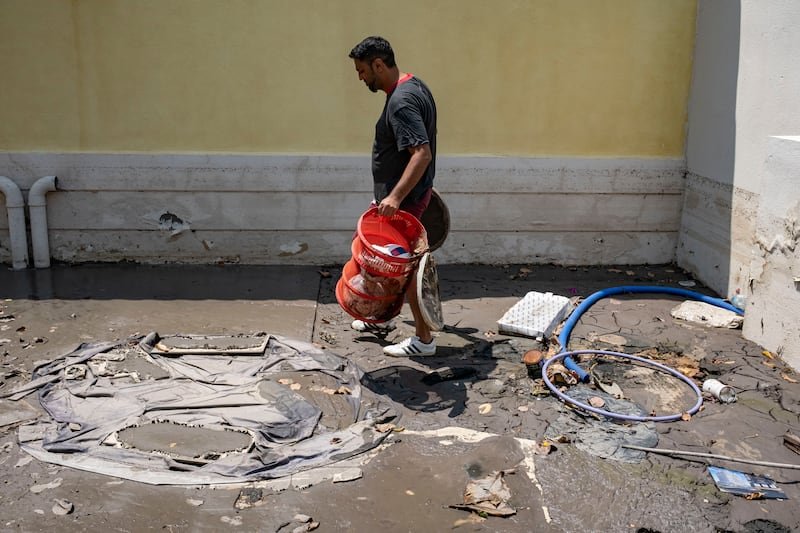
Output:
348,36,438,356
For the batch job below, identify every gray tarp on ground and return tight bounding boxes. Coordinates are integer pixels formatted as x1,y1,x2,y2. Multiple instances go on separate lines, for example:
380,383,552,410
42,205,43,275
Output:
16,333,397,485
545,386,658,463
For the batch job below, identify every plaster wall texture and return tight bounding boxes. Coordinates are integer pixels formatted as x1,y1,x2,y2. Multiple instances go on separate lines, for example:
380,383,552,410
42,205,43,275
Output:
680,0,741,296
0,0,696,156
735,1,800,194
0,153,683,266
0,1,697,267
742,136,800,368
685,0,739,183
680,0,800,298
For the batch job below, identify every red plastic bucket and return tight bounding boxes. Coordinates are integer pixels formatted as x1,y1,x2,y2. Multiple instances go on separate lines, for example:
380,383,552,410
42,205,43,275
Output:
336,259,404,322
336,208,429,322
354,208,428,277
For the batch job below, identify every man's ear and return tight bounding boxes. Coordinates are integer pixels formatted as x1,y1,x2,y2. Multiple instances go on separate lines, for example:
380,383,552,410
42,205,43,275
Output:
372,58,386,73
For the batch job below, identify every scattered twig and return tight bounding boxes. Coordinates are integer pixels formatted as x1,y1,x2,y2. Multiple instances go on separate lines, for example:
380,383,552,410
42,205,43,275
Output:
622,444,800,470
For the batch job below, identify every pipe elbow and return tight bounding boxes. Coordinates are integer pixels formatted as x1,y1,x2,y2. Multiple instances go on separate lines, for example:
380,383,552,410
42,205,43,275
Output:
0,176,25,208
28,175,58,207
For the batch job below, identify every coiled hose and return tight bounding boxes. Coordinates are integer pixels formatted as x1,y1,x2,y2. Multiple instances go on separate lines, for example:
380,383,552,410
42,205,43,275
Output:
542,285,744,422
558,285,744,382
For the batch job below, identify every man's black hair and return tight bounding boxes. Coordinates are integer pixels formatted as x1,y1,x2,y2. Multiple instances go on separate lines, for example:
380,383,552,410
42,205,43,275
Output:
348,36,396,68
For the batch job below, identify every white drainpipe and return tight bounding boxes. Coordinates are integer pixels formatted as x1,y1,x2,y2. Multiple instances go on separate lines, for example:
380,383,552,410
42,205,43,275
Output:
0,176,29,270
28,175,58,269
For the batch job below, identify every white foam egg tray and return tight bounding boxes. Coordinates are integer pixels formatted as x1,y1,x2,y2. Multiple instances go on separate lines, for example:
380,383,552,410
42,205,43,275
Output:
497,291,573,339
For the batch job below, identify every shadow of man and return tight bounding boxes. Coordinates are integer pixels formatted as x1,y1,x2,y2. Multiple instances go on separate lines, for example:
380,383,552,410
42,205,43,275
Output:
359,323,510,419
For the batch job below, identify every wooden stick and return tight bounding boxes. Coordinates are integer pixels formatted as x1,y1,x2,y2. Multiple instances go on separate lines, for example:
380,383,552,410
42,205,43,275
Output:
621,444,800,470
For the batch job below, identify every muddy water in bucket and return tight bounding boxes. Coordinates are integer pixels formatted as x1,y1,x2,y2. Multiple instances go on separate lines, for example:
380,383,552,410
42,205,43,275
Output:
336,208,428,323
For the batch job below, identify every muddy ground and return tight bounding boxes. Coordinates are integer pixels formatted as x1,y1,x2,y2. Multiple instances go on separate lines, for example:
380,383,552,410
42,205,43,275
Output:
0,263,798,533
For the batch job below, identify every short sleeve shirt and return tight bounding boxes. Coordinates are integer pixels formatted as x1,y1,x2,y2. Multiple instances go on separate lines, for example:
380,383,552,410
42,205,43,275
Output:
371,76,437,204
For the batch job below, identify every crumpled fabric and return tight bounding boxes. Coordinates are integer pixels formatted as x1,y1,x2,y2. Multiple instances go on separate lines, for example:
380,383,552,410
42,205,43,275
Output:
545,386,658,463
18,333,397,485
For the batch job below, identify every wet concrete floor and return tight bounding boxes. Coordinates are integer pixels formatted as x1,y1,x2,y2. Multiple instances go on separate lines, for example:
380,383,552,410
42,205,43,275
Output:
1,263,799,532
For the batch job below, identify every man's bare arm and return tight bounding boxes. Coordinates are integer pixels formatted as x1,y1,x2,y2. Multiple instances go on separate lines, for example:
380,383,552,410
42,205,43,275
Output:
377,143,432,217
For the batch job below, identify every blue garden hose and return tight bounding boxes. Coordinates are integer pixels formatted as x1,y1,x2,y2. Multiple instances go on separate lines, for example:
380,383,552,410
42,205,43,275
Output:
558,285,744,382
542,349,705,422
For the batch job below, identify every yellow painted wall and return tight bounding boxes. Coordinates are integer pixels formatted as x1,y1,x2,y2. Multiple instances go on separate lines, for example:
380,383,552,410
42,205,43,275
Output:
0,0,696,156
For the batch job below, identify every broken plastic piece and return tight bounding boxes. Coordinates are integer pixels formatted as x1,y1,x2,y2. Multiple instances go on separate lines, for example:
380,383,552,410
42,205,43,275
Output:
708,466,786,499
450,470,516,517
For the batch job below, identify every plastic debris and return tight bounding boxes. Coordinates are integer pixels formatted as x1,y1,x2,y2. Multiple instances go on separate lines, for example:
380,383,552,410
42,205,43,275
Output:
234,488,263,509
533,440,554,456
708,466,786,499
546,363,578,386
51,499,73,516
450,470,516,517
702,379,736,403
670,301,743,329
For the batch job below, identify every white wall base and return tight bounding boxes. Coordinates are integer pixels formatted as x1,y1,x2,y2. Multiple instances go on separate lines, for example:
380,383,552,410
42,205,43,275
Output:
0,153,684,266
677,172,758,296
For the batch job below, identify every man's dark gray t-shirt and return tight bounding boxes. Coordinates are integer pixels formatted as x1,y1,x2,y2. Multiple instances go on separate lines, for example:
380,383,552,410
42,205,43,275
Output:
372,76,437,204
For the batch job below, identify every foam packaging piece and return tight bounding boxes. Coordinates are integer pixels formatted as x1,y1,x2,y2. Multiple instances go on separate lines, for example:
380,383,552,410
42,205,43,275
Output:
497,291,573,339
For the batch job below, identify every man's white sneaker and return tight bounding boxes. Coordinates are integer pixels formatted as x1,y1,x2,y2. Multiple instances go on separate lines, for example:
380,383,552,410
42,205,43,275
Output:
383,336,436,357
351,319,397,334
